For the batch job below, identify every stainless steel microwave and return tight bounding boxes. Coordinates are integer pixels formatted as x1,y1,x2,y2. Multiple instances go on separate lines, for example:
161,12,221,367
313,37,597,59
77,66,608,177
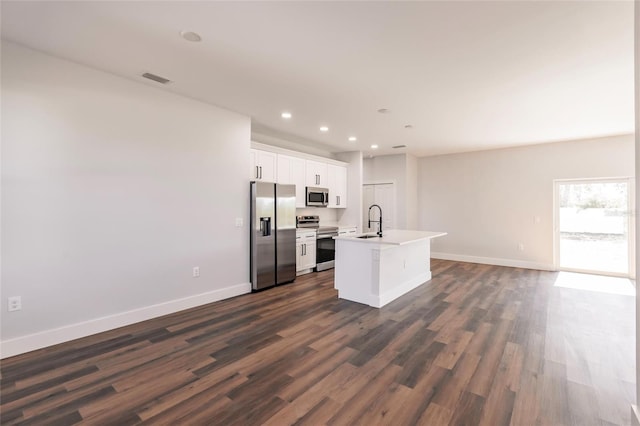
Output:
306,187,329,207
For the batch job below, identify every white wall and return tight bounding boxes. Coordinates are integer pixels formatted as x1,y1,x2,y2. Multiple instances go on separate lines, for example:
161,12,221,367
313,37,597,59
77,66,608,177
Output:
634,0,639,420
418,135,634,269
295,207,338,224
406,154,418,229
336,151,363,230
1,42,251,357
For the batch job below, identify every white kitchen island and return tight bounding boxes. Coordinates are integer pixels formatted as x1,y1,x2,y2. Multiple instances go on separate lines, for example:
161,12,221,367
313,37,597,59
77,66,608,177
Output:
334,230,447,308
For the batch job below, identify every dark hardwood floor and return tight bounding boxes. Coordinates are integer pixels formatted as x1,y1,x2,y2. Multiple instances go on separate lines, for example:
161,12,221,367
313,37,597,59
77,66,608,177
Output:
1,260,635,425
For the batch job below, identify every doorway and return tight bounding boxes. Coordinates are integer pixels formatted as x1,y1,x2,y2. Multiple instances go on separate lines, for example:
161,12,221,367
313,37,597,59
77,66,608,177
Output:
363,183,396,233
555,178,634,277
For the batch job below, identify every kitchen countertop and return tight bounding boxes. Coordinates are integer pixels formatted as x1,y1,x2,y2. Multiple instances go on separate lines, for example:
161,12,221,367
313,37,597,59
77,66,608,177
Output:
320,223,357,229
334,229,447,246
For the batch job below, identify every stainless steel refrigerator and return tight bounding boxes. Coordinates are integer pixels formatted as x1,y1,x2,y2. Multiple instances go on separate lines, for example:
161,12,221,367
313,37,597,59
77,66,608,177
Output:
250,181,296,290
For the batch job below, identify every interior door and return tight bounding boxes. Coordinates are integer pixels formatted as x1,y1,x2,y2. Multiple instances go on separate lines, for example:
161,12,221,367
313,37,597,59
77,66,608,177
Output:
363,183,396,233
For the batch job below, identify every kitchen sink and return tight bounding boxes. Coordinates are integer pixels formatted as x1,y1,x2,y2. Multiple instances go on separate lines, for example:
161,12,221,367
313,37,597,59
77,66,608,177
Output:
357,235,381,239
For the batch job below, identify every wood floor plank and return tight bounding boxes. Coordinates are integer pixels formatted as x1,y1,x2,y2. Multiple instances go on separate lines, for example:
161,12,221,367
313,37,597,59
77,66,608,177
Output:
431,352,481,411
416,402,454,425
325,362,402,425
261,362,360,425
509,371,541,426
0,260,634,425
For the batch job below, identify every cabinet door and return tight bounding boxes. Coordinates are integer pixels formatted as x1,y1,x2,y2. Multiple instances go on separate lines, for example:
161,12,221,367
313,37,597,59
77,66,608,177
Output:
328,164,347,208
250,149,260,180
296,241,303,271
250,149,276,182
304,241,317,269
278,154,306,208
306,160,327,187
296,240,317,271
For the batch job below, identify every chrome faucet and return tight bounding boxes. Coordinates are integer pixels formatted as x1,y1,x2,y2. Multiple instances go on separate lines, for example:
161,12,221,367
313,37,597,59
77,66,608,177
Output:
368,204,383,237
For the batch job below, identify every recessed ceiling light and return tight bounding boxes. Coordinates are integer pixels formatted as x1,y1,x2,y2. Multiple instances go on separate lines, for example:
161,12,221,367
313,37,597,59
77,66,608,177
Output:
377,108,389,114
348,136,357,142
319,126,329,132
281,112,292,119
404,124,413,129
371,144,379,149
180,31,202,42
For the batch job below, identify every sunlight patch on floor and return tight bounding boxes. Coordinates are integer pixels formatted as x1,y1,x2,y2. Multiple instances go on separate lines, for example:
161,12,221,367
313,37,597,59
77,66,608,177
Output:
553,271,635,296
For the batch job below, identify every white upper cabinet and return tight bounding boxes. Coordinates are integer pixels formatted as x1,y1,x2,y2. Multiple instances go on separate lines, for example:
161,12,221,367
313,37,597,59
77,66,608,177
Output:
305,160,328,188
250,149,276,182
250,142,349,210
327,164,347,208
277,154,306,208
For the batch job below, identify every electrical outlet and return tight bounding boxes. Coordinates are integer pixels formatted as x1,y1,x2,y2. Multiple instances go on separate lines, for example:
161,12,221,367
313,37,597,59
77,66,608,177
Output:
518,243,525,251
8,296,21,312
235,218,243,227
193,267,200,278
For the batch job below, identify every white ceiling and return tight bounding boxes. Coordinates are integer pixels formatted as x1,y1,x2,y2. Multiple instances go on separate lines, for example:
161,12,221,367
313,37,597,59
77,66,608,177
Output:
1,1,635,157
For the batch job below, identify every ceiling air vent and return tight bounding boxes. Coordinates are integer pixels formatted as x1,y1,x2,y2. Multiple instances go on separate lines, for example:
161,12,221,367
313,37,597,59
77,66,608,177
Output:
392,145,407,149
141,72,172,84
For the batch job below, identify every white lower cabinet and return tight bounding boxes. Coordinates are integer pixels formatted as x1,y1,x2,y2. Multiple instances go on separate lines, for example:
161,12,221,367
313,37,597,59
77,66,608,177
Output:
296,230,317,274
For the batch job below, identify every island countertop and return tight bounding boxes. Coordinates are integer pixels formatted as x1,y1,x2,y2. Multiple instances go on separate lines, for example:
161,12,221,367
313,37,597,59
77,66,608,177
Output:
334,229,447,246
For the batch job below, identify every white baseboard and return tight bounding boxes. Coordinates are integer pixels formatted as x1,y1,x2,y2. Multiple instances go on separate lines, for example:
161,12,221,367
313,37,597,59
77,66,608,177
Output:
431,252,554,271
0,282,251,359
